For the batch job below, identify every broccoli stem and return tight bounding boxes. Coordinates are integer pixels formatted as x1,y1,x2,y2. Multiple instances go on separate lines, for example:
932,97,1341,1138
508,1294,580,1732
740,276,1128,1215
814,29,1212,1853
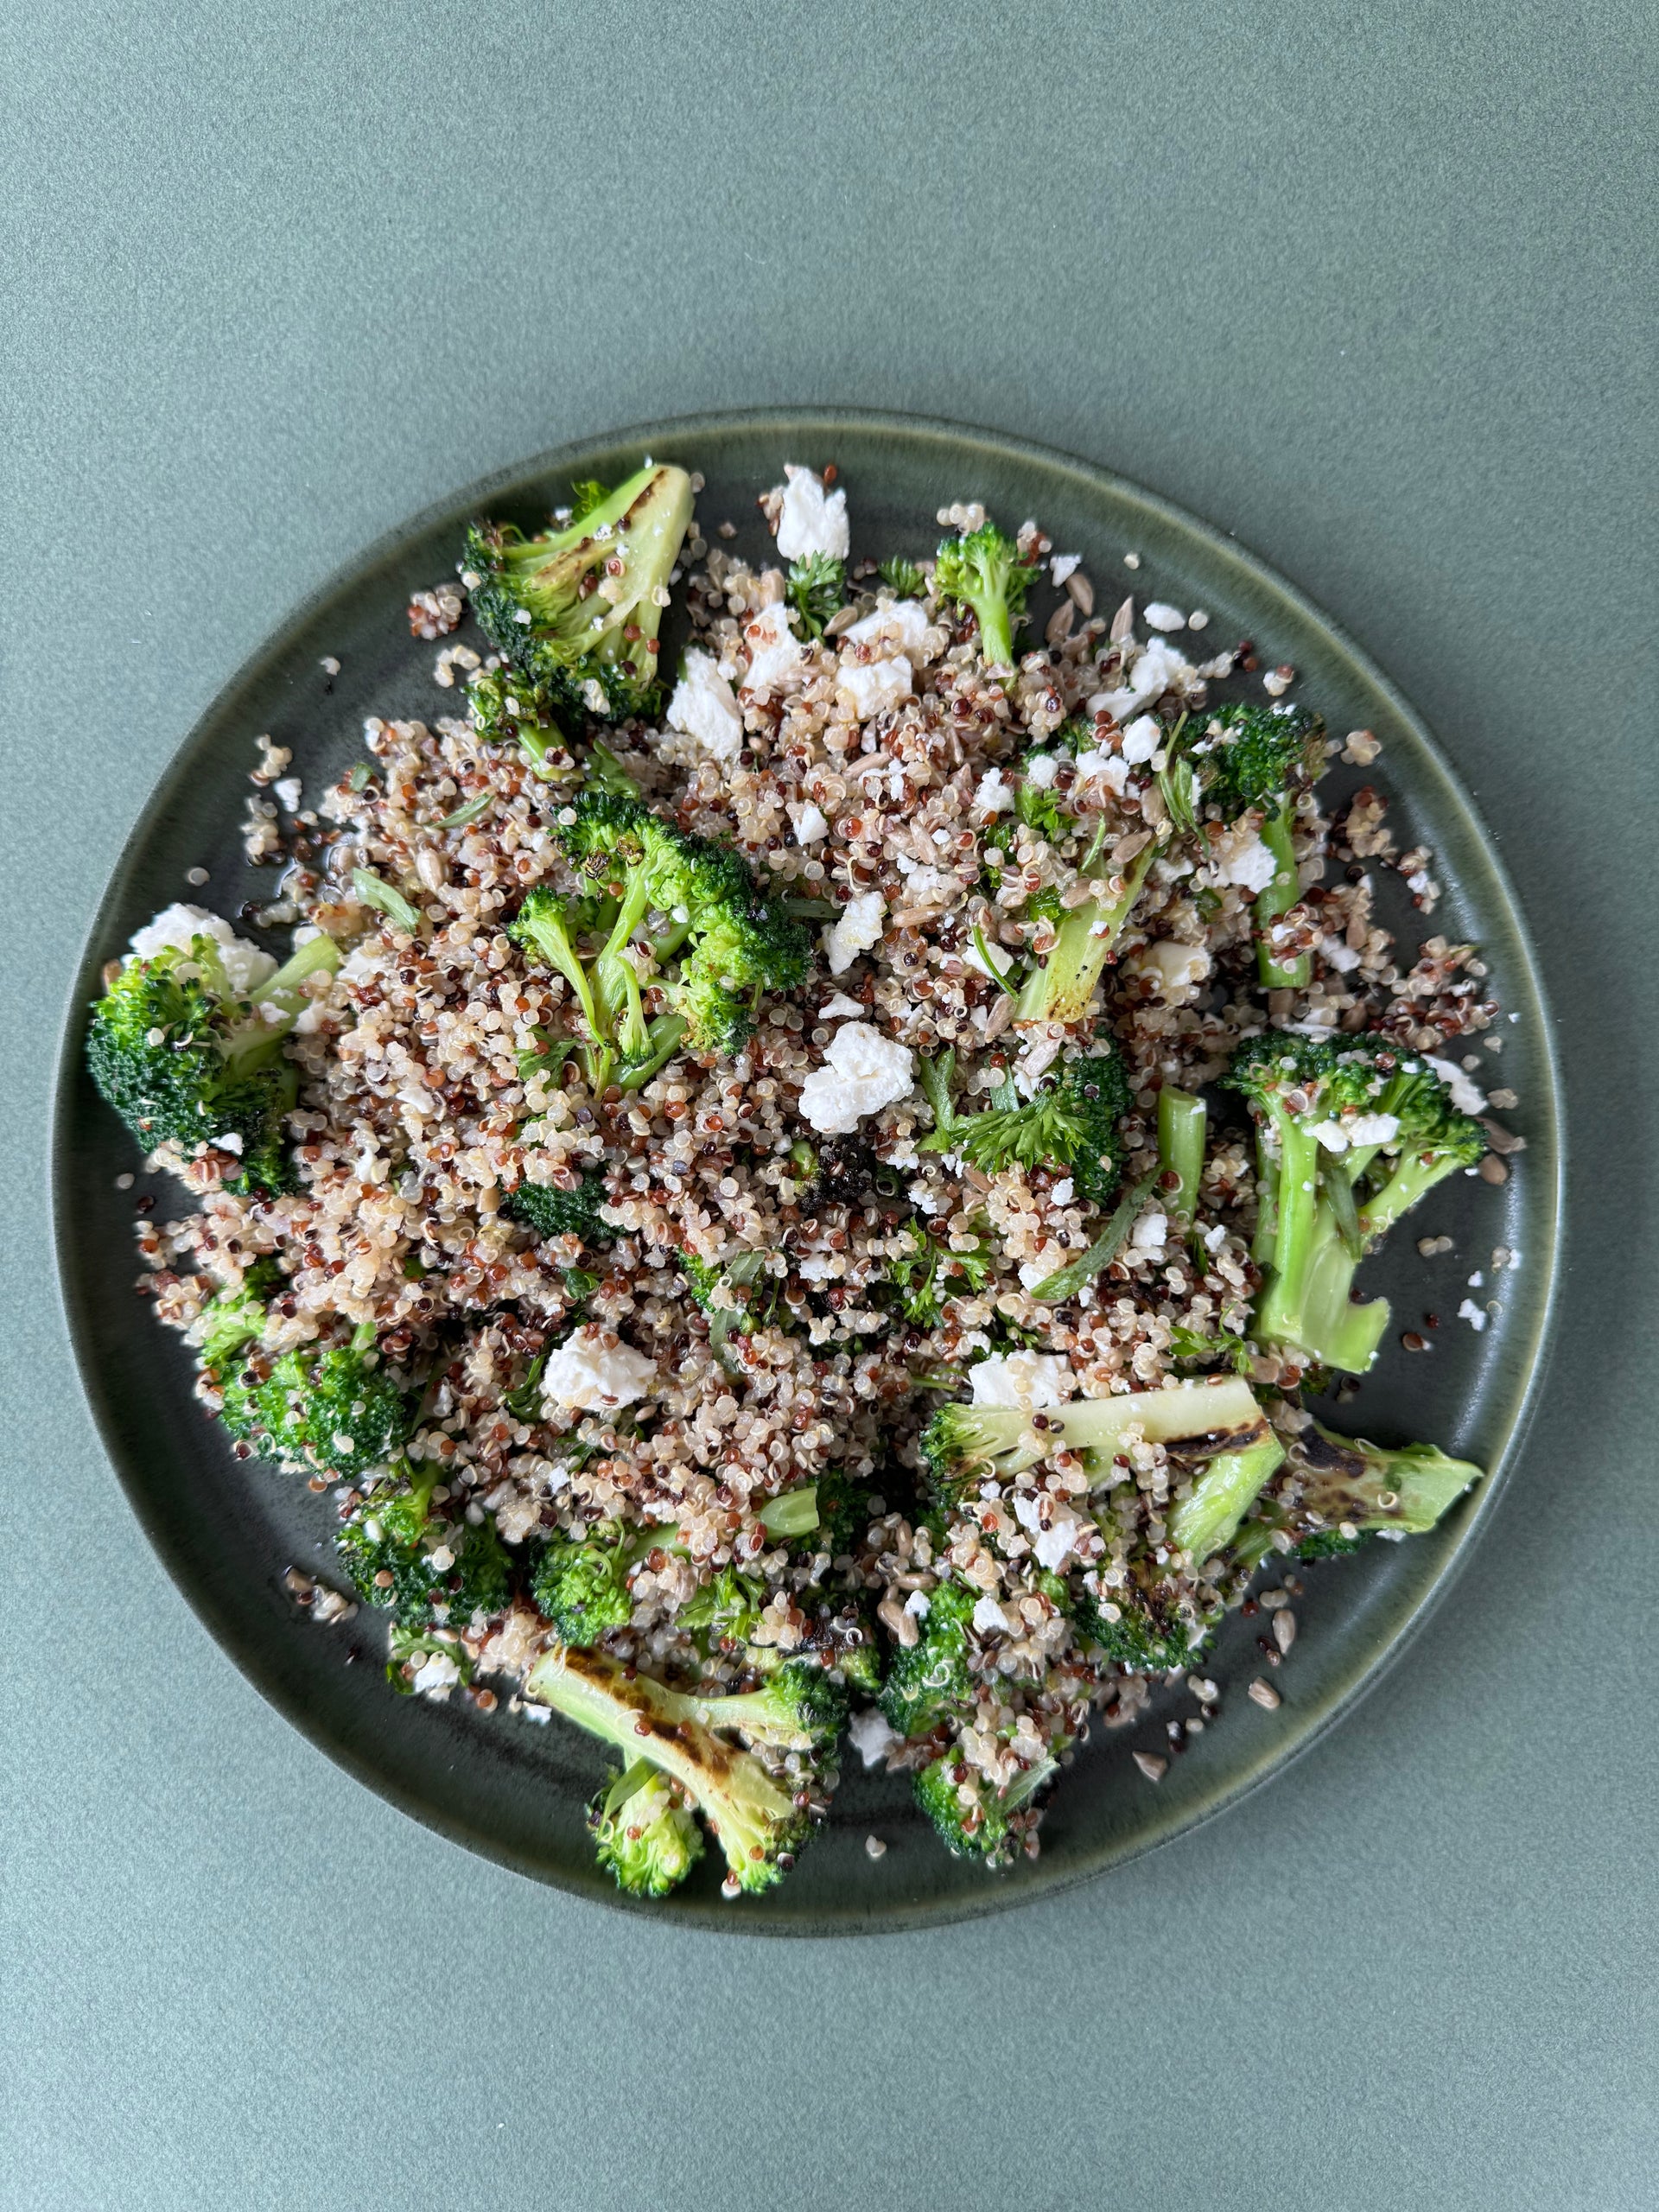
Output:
1167,1434,1286,1563
219,935,341,1081
1255,799,1309,989
1013,844,1158,1025
1357,1147,1470,1241
1156,1085,1207,1231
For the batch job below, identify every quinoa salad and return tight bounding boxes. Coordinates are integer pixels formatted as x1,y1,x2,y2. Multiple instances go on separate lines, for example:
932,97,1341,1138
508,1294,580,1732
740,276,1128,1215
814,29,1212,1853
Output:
86,457,1527,1900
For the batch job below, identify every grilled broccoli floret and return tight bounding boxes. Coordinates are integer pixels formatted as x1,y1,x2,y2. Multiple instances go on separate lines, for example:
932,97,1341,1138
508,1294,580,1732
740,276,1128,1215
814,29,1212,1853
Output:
1228,1033,1485,1375
531,1523,677,1645
509,794,807,1086
218,1329,410,1478
588,1759,706,1897
526,1643,815,1896
878,1576,979,1738
913,1747,1057,1863
932,519,1038,670
463,464,694,723
1233,1419,1484,1567
505,1171,615,1248
339,1465,512,1628
786,552,846,639
918,1046,1129,1202
691,1657,847,1753
86,927,340,1195
922,1376,1271,1509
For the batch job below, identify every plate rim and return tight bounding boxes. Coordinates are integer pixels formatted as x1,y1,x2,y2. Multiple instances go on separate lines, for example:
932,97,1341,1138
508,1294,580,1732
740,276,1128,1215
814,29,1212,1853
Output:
50,405,1566,1933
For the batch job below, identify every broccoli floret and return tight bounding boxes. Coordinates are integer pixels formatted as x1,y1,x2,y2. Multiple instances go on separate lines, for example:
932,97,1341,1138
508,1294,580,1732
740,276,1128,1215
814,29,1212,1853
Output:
786,553,846,638
932,520,1038,669
86,929,340,1196
526,1643,815,1895
464,465,694,723
913,1747,1056,1863
219,1331,410,1478
921,1375,1272,1510
886,1224,995,1327
466,663,573,777
339,1466,512,1629
505,1171,615,1248
1296,1420,1482,1539
1071,1579,1196,1673
878,1576,979,1738
691,1656,848,1753
588,1759,705,1897
677,1564,766,1648
1354,1068,1487,1240
511,793,807,1084
918,1046,1129,1199
193,1267,277,1366
531,1524,671,1645
1226,1033,1394,1375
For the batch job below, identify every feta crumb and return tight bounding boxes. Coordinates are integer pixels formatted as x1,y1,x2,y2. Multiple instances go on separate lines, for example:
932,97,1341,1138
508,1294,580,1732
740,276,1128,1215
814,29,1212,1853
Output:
1130,1211,1168,1251
1013,1491,1083,1570
849,1707,899,1768
822,890,887,976
845,600,931,656
968,1351,1075,1409
1467,1270,1485,1287
1023,751,1059,788
128,904,277,997
743,601,804,691
1050,554,1081,584
819,991,864,1019
1457,1299,1489,1332
1426,1054,1488,1115
972,1595,1010,1636
904,1588,931,1617
540,1325,658,1412
797,1022,914,1135
1321,933,1362,973
1309,1121,1350,1154
1143,601,1185,632
410,1651,461,1697
1208,823,1279,893
1051,1177,1074,1205
774,464,849,560
1203,1222,1227,1253
665,648,744,761
273,775,302,812
1090,635,1197,720
1346,1113,1401,1146
1127,939,1210,1000
1119,715,1163,766
838,654,913,718
788,800,829,842
974,766,1016,815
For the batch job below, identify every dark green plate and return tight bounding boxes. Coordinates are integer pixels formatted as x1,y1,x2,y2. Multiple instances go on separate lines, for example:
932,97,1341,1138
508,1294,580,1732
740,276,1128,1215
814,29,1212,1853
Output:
53,410,1562,1932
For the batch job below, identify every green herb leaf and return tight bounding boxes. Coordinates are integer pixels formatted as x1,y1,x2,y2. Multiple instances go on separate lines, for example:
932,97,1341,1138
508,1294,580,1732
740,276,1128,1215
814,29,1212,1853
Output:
1030,1169,1160,1303
353,868,422,935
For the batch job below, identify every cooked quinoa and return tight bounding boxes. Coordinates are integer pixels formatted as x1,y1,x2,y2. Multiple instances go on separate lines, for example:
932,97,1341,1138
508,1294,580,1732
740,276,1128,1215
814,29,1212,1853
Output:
99,461,1511,1896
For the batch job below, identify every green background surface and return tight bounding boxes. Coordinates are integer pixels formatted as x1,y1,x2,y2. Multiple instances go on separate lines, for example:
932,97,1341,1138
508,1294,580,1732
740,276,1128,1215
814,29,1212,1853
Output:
3,3,1652,2205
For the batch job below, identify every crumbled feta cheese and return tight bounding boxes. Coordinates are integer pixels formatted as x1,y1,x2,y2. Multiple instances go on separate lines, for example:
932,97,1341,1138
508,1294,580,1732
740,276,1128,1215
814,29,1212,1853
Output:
1072,746,1130,798
1051,1177,1074,1205
1309,1121,1350,1154
822,891,887,976
849,1707,899,1768
1023,751,1059,788
743,601,804,691
845,600,931,656
665,648,744,761
1143,601,1185,632
1013,1491,1083,1570
774,464,849,560
797,1022,914,1135
788,800,829,842
1090,635,1197,719
904,1587,931,1617
968,1351,1075,1409
838,655,913,718
128,903,277,997
1467,1270,1485,1287
1203,1222,1227,1253
410,1651,461,1697
1457,1299,1489,1332
1119,715,1163,766
1208,823,1280,893
1426,1054,1488,1115
1050,553,1081,584
819,991,865,1019
541,1325,658,1412
1130,1211,1168,1251
972,1595,1010,1636
974,766,1016,814
1321,934,1362,973
1127,939,1210,999
273,775,302,812
1346,1113,1401,1147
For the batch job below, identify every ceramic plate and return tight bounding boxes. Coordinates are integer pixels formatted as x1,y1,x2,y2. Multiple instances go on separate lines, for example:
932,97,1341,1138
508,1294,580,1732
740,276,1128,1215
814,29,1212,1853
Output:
54,410,1561,1931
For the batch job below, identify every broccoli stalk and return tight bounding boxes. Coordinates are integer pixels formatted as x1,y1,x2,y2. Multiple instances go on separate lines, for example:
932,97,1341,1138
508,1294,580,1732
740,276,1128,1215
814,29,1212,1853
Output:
509,793,808,1086
932,521,1038,670
1166,1433,1287,1564
1156,1084,1207,1236
1233,1419,1483,1565
1011,848,1160,1027
1255,797,1307,989
525,1643,815,1895
86,928,341,1196
922,1375,1272,1506
464,465,694,723
588,1759,705,1897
